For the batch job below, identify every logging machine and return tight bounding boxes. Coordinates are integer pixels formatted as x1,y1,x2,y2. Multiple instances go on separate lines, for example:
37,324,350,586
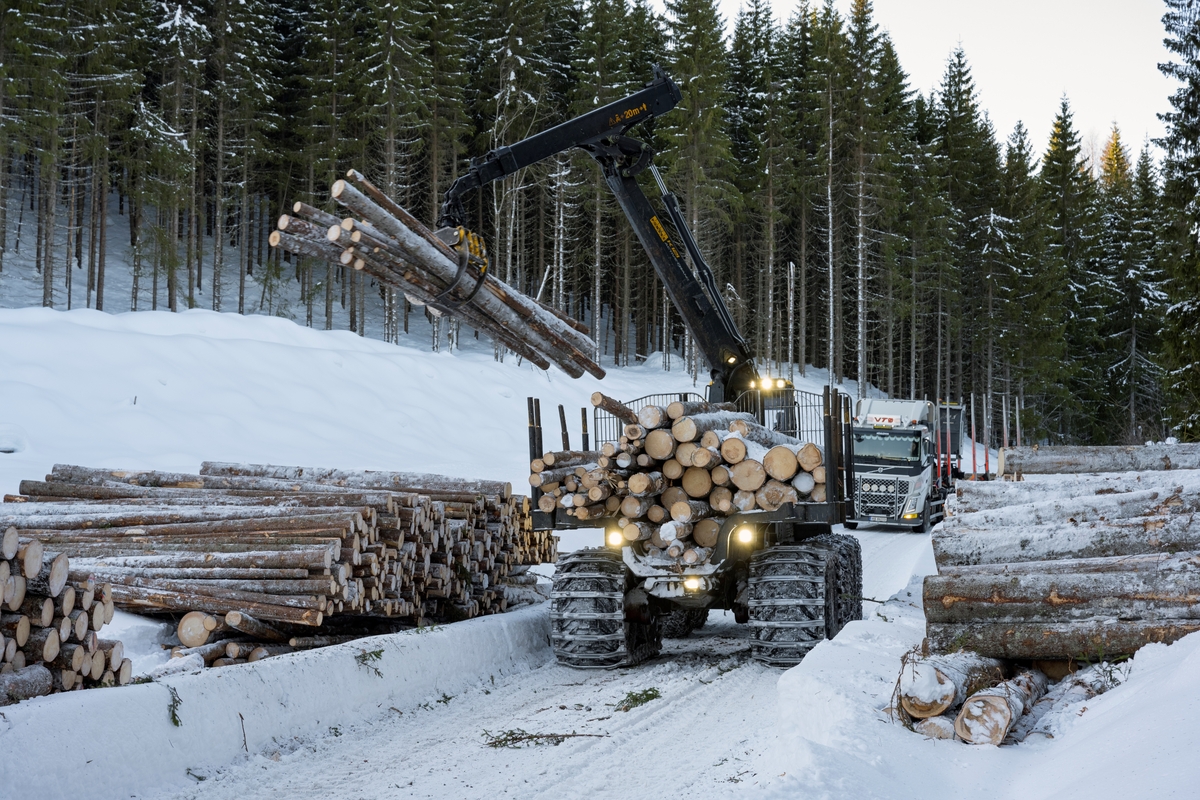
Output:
439,68,863,668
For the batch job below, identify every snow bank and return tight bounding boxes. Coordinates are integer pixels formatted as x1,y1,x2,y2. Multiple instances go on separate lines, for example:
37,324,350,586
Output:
0,604,551,798
758,575,1200,798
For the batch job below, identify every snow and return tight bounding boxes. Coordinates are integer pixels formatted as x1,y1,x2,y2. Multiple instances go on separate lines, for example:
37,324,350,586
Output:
1,307,1199,798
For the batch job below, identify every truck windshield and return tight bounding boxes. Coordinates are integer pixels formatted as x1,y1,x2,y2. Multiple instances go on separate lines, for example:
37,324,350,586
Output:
854,429,920,462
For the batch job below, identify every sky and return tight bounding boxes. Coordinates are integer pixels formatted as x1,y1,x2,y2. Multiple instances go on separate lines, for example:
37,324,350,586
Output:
705,0,1176,165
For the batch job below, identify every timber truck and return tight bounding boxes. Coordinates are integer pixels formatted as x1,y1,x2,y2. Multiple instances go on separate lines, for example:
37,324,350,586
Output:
846,399,964,533
437,67,862,668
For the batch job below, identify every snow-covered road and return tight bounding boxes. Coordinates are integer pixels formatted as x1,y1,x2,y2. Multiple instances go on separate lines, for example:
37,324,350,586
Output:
160,526,933,800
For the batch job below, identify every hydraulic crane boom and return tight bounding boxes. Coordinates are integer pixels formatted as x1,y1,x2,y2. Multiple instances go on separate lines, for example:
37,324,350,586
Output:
438,68,758,402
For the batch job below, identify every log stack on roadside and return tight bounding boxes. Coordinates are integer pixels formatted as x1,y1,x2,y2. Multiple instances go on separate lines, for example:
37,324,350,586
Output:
924,457,1200,660
270,169,601,381
529,393,827,566
0,526,132,703
3,462,548,670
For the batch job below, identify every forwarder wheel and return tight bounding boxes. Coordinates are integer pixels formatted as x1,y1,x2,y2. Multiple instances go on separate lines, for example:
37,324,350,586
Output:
843,521,859,530
549,548,661,668
747,533,862,667
661,608,710,638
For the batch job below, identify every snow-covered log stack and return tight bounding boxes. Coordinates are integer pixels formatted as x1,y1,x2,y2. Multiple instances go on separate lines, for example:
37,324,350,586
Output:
270,169,602,381
0,527,132,701
999,442,1200,478
529,393,826,567
4,462,548,667
925,466,1200,659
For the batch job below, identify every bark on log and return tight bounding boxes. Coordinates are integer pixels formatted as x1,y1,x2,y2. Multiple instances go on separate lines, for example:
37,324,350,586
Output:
954,670,1048,745
24,627,60,663
196,463,511,500
931,512,1200,568
941,487,1197,532
224,611,290,642
590,392,637,424
924,556,1200,624
898,653,1007,718
1001,444,1200,476
670,501,712,523
17,538,44,580
672,412,753,444
0,664,52,705
928,619,1200,659
26,553,69,599
627,473,666,497
20,596,53,628
111,587,321,626
666,400,735,420
947,474,1196,514
622,522,654,543
726,418,804,449
2,613,30,646
248,644,295,662
638,405,669,430
540,451,601,469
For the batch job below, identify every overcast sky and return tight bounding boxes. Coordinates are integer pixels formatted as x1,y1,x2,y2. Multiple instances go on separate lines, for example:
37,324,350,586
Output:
704,0,1175,165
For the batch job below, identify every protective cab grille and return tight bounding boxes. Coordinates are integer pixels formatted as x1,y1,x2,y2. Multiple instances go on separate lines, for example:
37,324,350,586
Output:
853,477,910,517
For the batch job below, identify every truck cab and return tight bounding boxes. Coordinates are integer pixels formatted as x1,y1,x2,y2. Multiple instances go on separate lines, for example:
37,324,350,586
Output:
847,399,959,532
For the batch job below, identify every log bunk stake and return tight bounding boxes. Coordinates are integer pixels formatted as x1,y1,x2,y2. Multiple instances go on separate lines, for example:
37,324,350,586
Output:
532,399,825,568
3,462,550,676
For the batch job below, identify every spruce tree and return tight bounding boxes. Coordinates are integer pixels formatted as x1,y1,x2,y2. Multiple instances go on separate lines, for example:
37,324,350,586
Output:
1157,0,1200,439
1040,98,1104,441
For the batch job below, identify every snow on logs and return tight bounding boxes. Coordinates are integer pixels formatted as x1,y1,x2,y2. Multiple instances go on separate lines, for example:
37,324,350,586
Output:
924,469,1200,661
999,442,1200,477
0,531,130,702
270,169,601,380
3,462,549,673
531,397,826,567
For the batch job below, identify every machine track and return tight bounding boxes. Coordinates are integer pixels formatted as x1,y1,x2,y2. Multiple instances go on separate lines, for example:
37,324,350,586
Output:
747,534,862,667
549,548,661,668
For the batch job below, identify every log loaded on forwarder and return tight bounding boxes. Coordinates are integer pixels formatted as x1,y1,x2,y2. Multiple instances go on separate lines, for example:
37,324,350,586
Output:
437,67,865,668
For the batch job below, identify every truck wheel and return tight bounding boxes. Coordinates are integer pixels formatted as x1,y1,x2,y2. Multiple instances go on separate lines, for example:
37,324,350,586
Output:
550,548,661,668
661,608,710,638
843,521,859,530
913,503,930,534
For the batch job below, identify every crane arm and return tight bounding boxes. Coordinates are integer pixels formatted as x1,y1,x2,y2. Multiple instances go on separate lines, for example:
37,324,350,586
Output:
438,69,758,401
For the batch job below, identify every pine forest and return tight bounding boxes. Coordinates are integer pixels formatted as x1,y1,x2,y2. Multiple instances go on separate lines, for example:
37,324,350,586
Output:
1,0,1199,444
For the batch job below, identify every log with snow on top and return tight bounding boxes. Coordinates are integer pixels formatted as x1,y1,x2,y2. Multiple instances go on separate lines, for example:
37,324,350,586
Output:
939,484,1200,533
947,470,1200,515
1000,443,1200,476
954,670,1049,745
897,653,1008,719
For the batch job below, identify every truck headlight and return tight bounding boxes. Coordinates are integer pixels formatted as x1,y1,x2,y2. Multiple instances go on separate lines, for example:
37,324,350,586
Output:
606,530,623,547
736,526,754,543
683,577,701,591
902,495,918,514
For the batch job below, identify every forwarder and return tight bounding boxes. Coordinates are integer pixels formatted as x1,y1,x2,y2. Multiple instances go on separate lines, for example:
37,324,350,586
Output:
438,68,862,668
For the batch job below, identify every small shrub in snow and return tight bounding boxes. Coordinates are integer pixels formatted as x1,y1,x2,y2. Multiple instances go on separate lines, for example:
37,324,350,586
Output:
615,687,661,711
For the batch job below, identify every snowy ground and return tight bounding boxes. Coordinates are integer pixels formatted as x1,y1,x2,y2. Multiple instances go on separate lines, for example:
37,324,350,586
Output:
2,308,1197,800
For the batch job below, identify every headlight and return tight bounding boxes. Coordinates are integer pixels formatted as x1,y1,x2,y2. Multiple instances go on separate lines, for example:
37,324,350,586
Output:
736,526,754,543
683,577,701,591
606,530,623,547
775,378,785,388
903,495,918,514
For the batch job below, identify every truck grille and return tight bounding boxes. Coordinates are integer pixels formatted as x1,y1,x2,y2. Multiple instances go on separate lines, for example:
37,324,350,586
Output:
854,477,910,518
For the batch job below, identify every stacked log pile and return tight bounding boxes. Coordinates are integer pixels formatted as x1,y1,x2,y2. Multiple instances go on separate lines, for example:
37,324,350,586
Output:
4,462,549,668
925,466,1200,659
270,169,602,380
1,526,132,704
530,393,826,566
